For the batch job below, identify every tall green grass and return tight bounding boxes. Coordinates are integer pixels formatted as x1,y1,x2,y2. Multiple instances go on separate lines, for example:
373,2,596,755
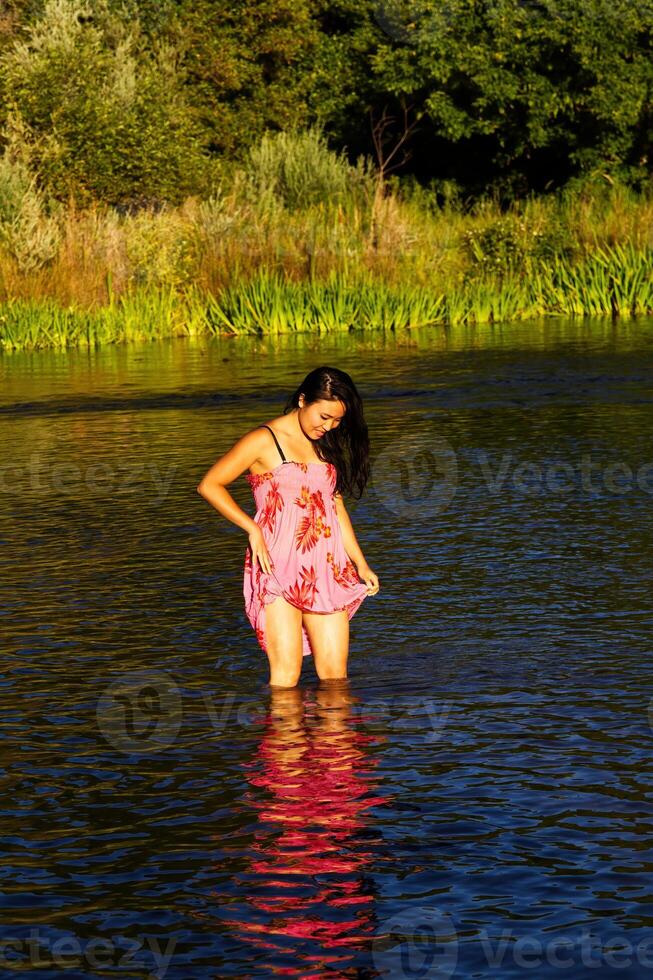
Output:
2,243,651,351
0,129,652,351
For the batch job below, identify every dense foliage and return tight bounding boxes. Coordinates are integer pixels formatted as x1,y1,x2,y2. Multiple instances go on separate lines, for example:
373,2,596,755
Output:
0,0,651,205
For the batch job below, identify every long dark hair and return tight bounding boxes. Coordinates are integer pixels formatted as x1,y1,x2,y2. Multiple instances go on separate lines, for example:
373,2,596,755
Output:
283,366,370,499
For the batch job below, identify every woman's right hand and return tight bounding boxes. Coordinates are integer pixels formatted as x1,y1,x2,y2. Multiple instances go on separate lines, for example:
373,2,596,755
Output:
248,526,274,575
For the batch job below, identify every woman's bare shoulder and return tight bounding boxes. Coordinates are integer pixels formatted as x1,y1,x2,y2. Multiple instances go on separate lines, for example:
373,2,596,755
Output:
258,416,289,432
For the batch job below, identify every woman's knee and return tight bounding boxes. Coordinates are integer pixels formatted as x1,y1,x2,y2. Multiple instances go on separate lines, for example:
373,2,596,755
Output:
267,649,302,687
269,674,301,689
264,597,303,684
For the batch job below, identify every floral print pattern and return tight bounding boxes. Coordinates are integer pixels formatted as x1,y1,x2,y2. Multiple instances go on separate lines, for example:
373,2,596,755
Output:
242,461,369,657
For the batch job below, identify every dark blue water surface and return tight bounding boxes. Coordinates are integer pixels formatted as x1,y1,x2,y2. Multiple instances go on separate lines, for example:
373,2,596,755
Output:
1,319,652,979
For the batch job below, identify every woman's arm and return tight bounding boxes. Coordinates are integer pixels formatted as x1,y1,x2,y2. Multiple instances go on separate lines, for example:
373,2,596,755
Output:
334,492,367,568
334,492,380,594
197,429,276,575
197,429,264,536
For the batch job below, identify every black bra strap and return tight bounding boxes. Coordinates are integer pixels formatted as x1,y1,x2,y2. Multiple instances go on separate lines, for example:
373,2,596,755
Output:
260,425,287,464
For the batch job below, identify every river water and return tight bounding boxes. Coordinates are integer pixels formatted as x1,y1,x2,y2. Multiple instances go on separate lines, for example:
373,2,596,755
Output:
1,319,652,978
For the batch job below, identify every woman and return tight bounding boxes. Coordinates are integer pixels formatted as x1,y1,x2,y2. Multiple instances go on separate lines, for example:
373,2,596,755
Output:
197,366,379,689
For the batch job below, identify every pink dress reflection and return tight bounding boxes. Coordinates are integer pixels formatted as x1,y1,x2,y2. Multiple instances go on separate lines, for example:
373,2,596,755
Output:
216,686,390,974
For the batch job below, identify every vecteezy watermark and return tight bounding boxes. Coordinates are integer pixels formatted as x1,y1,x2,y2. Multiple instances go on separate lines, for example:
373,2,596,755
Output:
373,0,535,45
96,677,452,750
364,439,653,519
372,906,459,978
372,0,650,44
97,671,182,753
0,454,177,503
368,433,459,519
372,910,653,977
475,451,653,496
205,691,453,740
477,930,653,972
354,696,452,741
0,930,176,978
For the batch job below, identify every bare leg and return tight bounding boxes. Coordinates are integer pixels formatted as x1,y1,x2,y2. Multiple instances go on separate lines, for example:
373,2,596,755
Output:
302,608,349,681
263,595,304,688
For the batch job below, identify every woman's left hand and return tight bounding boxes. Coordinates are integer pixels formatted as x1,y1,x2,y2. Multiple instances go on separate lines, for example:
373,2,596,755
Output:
357,563,380,595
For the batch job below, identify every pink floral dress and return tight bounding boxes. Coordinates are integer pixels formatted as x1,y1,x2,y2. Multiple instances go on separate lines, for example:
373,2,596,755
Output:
243,426,369,658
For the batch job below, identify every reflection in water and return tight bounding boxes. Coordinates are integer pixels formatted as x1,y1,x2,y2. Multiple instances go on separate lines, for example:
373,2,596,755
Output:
223,681,389,973
3,322,653,976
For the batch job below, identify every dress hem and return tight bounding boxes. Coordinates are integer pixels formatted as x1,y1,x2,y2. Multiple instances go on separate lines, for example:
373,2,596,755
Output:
249,589,368,658
257,584,368,616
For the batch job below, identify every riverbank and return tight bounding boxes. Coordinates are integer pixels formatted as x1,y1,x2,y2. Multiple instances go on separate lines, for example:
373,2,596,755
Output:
1,177,652,352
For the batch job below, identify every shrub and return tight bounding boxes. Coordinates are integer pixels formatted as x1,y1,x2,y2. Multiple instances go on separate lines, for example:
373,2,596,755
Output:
0,0,208,207
0,139,60,271
463,217,527,277
243,127,372,211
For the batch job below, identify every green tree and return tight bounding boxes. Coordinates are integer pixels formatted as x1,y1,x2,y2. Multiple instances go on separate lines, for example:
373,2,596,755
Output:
363,0,653,193
1,0,651,201
0,0,209,206
164,0,322,159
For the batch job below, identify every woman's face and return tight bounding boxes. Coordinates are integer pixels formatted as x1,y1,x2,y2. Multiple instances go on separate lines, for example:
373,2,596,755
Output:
298,397,346,439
